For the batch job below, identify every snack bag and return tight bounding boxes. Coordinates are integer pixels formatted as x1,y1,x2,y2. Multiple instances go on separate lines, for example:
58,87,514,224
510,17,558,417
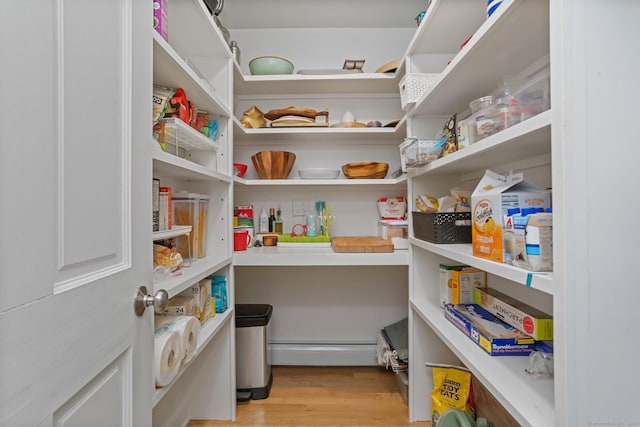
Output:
431,365,475,424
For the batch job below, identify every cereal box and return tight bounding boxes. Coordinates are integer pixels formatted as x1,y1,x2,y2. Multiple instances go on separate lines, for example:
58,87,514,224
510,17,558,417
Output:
474,287,553,340
439,264,471,307
450,268,487,304
471,170,550,262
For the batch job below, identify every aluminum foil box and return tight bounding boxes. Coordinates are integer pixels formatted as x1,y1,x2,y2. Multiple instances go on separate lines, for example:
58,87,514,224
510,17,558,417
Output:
444,304,535,356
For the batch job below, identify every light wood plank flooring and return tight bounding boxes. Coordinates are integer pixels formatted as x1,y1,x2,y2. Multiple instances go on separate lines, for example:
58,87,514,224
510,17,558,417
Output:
188,366,431,427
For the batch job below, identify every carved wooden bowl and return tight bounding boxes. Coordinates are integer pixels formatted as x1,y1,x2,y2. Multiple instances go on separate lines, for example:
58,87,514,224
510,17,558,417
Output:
341,162,389,179
251,150,296,179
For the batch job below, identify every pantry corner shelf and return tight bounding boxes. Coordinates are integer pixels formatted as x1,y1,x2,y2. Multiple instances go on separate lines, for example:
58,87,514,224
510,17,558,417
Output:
410,298,555,427
152,307,234,408
409,237,554,296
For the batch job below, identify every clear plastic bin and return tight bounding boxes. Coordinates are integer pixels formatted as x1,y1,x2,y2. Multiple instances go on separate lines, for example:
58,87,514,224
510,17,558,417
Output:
172,191,210,260
399,137,443,169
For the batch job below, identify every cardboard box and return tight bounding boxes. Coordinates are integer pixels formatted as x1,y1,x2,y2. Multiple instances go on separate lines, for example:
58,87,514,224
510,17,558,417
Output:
164,295,197,317
474,287,553,340
471,170,550,262
153,0,168,42
451,269,487,304
379,220,408,250
444,304,535,356
199,279,212,324
439,264,471,307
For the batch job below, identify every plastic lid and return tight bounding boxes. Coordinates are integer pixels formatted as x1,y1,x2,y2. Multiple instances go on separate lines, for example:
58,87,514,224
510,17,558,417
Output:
236,304,273,327
507,208,521,216
172,190,210,200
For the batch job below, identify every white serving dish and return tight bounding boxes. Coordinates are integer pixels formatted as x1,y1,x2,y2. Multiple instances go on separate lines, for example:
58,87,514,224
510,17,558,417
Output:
297,168,340,179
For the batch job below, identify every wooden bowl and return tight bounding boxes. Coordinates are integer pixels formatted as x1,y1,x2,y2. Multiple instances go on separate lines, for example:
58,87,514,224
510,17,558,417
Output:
251,150,296,179
341,162,389,179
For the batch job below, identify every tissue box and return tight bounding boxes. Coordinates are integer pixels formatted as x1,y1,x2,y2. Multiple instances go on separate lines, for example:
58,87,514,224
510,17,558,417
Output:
444,304,535,356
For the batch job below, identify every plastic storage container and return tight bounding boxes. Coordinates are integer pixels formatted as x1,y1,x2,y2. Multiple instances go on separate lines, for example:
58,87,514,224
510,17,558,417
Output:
172,191,210,260
236,304,273,400
399,137,443,170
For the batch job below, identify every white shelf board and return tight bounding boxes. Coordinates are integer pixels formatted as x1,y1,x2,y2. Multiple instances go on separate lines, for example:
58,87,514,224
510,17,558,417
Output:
153,225,192,242
164,0,231,60
408,110,551,177
234,71,402,96
410,238,554,296
153,254,232,298
233,117,407,143
152,308,233,407
404,0,487,56
233,246,409,266
410,0,550,116
234,176,407,187
153,33,230,117
152,143,232,182
411,298,554,427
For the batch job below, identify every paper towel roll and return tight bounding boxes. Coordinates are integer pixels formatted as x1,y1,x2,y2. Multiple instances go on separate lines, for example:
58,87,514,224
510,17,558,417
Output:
155,315,201,363
153,328,183,387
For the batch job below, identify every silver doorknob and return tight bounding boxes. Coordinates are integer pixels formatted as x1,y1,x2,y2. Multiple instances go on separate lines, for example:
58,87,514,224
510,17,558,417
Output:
134,286,169,317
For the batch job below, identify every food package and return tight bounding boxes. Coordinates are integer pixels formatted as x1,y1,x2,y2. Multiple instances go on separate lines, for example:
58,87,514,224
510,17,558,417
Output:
153,243,183,272
430,364,475,424
377,196,407,219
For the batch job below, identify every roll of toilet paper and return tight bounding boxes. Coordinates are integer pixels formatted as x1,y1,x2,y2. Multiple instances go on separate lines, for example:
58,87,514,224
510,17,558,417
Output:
153,328,183,387
155,315,201,363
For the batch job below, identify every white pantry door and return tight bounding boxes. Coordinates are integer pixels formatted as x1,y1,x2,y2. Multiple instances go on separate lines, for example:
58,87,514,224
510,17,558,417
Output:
0,1,153,426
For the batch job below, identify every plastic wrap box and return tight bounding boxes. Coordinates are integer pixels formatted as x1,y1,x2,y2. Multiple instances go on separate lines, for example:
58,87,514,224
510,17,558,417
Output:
474,287,553,340
444,304,535,356
413,211,472,244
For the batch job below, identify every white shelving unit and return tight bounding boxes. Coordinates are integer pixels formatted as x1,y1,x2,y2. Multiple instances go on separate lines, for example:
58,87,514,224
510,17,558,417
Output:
225,0,417,367
150,0,236,425
404,1,557,426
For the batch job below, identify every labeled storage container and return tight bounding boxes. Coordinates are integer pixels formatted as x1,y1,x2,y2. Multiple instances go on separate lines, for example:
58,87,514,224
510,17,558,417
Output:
413,211,472,244
399,73,439,110
172,191,210,260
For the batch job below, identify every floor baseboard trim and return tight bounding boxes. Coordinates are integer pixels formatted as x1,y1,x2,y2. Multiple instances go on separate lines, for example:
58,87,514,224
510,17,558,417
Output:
270,342,378,366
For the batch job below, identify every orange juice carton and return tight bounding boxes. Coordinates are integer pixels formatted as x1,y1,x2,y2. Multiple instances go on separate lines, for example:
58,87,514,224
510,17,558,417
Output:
474,287,553,341
450,268,487,304
471,170,550,262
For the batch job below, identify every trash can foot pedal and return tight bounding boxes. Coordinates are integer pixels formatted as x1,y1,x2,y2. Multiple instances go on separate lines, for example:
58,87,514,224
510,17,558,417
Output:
236,390,252,402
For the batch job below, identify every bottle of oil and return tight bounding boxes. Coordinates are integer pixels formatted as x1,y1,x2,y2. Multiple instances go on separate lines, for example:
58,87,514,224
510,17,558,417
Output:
268,208,276,233
275,206,283,234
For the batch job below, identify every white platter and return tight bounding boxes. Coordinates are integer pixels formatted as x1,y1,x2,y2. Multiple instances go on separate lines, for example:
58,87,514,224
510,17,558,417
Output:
297,168,341,179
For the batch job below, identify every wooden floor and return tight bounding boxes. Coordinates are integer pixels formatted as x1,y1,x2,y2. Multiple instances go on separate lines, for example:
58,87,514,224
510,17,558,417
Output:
188,366,431,427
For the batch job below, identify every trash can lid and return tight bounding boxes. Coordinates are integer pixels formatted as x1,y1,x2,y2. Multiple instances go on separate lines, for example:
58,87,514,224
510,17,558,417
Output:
235,304,273,327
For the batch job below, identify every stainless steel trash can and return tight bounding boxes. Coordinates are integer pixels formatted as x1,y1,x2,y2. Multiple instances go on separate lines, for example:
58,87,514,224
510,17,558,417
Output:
235,304,273,400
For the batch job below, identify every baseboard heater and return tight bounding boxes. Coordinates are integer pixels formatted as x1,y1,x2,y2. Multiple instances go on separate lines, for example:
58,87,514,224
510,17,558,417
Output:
269,341,377,366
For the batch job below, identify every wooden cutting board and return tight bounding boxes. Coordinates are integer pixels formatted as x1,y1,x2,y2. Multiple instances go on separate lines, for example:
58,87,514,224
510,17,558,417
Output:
331,236,394,253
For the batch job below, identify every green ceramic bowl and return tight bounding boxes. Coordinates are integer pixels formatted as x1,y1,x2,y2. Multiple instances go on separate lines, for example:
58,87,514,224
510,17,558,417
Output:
248,56,294,75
